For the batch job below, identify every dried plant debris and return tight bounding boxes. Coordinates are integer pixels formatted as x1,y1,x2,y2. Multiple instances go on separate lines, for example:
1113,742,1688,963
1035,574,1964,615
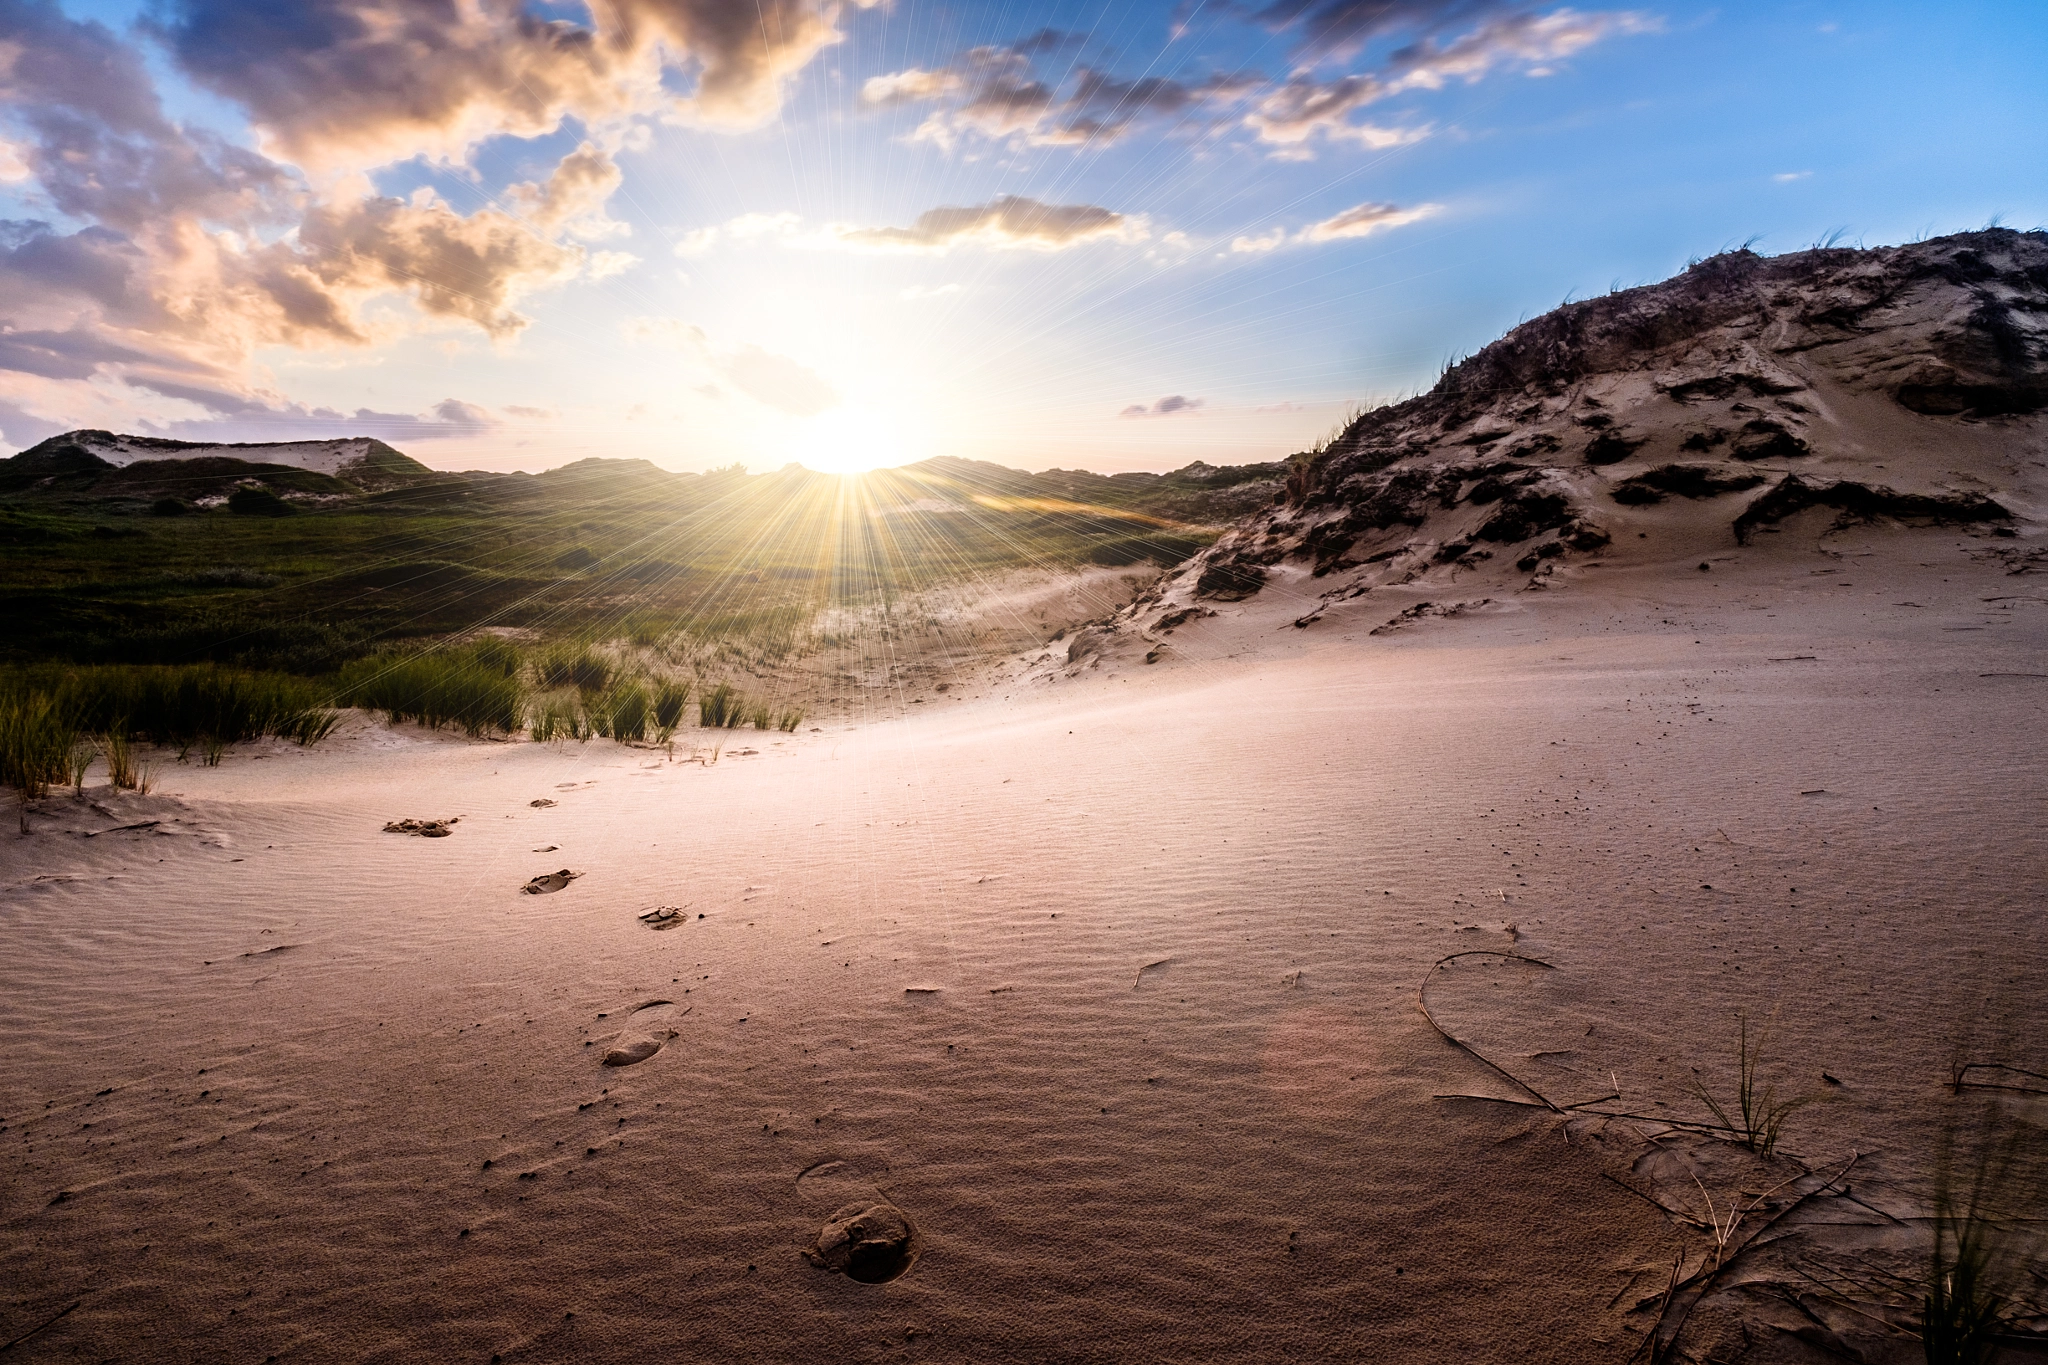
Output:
1421,951,2048,1363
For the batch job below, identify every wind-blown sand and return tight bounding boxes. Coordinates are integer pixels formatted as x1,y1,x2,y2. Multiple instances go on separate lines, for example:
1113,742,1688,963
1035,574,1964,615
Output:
4,528,2045,1362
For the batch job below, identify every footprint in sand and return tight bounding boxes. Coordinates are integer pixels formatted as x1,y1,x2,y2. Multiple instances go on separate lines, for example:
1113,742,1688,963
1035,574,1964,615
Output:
796,1160,919,1284
522,868,582,894
384,818,457,837
637,906,689,930
528,799,557,809
600,999,685,1066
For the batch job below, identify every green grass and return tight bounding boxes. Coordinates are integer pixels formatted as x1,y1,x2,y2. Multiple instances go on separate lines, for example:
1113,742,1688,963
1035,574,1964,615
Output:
652,680,691,730
529,695,587,744
0,662,339,749
537,647,611,692
0,693,75,812
1688,1014,1821,1157
592,681,650,742
334,645,524,736
1920,1114,2042,1364
698,682,745,728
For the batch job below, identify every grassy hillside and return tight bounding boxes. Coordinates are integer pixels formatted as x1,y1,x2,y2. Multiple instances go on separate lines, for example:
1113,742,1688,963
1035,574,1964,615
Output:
0,447,1279,674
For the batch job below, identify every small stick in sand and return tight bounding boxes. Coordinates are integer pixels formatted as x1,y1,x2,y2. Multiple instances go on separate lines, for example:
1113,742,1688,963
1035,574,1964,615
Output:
1134,957,1174,989
1,1299,80,1352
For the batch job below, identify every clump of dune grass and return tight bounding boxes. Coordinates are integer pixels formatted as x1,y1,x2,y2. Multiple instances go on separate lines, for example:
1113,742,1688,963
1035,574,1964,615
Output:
0,663,338,750
536,647,610,693
1920,1112,2042,1364
775,707,805,733
334,644,524,737
1689,1014,1821,1157
66,740,94,794
746,700,772,730
653,680,691,732
592,682,650,742
529,697,587,744
103,729,139,789
467,635,523,678
698,682,745,728
0,695,77,829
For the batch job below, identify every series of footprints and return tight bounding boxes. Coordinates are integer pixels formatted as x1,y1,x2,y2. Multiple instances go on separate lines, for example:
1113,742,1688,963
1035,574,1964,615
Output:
586,1008,919,1281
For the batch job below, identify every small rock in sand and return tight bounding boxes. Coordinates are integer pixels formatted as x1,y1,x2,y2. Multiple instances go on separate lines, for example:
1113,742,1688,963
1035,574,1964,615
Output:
384,818,457,837
805,1202,917,1283
522,868,582,894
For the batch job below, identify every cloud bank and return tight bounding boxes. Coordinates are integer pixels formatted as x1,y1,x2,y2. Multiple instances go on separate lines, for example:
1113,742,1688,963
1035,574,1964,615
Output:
868,4,1651,153
0,0,869,441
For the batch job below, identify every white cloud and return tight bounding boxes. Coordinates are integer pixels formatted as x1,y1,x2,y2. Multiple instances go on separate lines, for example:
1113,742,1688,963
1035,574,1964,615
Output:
1773,170,1813,183
1231,201,1442,254
673,210,808,256
1300,200,1442,241
862,68,964,105
674,199,1146,256
586,250,640,279
1244,8,1654,148
622,317,709,351
838,196,1146,252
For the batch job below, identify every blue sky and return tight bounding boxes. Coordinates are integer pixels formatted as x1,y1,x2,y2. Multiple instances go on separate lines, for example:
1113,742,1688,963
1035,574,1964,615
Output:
3,0,2043,472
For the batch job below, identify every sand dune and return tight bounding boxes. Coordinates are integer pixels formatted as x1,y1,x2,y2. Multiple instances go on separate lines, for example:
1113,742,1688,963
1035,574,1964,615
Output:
3,517,2043,1361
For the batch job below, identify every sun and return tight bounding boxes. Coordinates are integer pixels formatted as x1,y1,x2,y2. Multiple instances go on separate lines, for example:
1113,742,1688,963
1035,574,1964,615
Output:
792,406,916,475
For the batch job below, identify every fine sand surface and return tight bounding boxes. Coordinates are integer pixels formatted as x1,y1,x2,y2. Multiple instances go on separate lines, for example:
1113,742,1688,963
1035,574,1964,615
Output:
3,529,2045,1362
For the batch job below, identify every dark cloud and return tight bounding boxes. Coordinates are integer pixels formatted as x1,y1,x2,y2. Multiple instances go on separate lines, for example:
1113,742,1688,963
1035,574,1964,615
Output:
1055,67,1263,142
1251,0,1502,57
142,396,502,443
0,0,295,231
1120,394,1204,417
0,327,152,382
841,197,1139,251
1245,7,1649,145
157,0,878,167
1008,27,1085,57
881,38,1261,147
878,3,1645,151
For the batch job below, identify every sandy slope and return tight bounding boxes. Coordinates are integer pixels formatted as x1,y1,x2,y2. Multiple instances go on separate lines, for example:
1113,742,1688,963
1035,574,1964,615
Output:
3,526,2045,1363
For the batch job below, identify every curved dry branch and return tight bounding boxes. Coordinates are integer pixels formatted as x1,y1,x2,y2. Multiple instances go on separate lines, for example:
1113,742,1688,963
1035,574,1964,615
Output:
1417,950,1564,1113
